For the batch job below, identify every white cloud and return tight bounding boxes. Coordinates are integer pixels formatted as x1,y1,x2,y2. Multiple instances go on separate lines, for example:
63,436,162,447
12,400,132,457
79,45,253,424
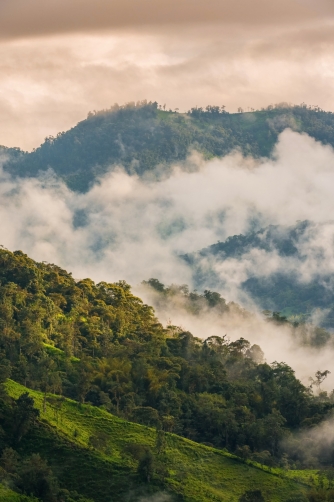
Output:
2,26,334,149
1,129,334,287
1,129,334,385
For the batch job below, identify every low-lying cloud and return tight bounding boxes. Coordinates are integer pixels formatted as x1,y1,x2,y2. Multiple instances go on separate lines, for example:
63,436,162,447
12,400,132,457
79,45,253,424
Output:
1,128,334,385
139,282,334,389
283,412,334,467
193,221,334,305
0,129,334,287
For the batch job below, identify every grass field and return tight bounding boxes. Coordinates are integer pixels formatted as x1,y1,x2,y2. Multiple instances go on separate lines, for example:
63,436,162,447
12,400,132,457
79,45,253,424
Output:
0,483,36,501
4,380,314,502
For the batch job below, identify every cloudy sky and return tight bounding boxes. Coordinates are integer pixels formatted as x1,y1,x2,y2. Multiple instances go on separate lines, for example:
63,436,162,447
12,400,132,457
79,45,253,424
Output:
2,1,334,380
2,128,334,383
1,0,334,150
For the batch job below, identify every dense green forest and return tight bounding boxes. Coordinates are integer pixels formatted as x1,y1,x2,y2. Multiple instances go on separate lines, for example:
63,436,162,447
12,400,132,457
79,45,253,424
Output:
184,221,334,327
2,102,334,500
2,102,334,191
0,247,334,500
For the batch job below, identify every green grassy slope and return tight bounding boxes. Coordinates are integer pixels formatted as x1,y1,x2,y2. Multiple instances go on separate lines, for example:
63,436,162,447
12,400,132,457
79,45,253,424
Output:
0,483,36,501
6,380,309,502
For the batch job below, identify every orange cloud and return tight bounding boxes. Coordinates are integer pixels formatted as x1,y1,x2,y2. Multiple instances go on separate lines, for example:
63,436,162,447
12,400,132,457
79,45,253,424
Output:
1,0,334,149
0,0,330,39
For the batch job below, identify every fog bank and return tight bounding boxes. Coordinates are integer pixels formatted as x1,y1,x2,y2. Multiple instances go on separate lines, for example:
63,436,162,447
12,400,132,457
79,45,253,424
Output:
1,129,334,386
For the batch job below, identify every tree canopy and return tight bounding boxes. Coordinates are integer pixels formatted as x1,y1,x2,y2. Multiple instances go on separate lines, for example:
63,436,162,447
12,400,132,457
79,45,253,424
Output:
4,102,334,191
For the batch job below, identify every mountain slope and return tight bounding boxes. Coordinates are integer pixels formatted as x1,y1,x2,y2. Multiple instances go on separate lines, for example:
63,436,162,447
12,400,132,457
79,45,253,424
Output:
3,103,334,191
5,380,309,502
0,484,36,501
0,244,333,502
184,221,334,325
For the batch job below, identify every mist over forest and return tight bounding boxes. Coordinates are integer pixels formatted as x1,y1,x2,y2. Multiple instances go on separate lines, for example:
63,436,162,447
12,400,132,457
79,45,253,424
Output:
1,102,334,502
2,103,334,328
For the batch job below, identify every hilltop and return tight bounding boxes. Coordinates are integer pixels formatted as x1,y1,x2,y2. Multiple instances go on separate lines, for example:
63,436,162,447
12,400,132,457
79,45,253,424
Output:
3,102,334,191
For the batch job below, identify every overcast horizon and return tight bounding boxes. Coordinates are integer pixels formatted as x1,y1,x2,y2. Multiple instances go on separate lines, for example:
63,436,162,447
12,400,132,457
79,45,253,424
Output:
1,0,334,394
0,0,334,150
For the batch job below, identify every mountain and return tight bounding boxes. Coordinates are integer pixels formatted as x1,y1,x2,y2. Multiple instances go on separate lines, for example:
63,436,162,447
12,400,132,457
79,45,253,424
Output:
3,102,334,191
2,103,334,501
184,221,334,326
0,246,332,501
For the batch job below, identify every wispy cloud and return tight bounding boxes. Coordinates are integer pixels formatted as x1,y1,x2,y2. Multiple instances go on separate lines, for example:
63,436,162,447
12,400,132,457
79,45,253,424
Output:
1,129,334,385
2,9,334,149
0,0,328,40
1,129,334,286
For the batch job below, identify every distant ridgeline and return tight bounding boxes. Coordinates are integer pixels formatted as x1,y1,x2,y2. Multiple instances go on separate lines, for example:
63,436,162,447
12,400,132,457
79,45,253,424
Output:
3,101,334,191
183,220,334,327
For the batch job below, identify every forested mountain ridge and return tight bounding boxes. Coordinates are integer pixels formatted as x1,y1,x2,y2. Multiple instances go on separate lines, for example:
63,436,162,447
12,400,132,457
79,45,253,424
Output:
3,102,334,191
0,246,334,500
184,221,334,326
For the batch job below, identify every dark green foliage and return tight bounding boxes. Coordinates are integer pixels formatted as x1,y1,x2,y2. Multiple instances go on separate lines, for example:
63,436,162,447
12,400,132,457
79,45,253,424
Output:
0,447,20,476
155,428,166,455
12,393,40,445
88,431,109,452
4,102,334,192
131,407,160,427
124,444,156,483
239,490,265,502
286,495,308,502
16,454,58,501
137,449,154,483
0,244,332,494
123,443,156,483
307,489,334,501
